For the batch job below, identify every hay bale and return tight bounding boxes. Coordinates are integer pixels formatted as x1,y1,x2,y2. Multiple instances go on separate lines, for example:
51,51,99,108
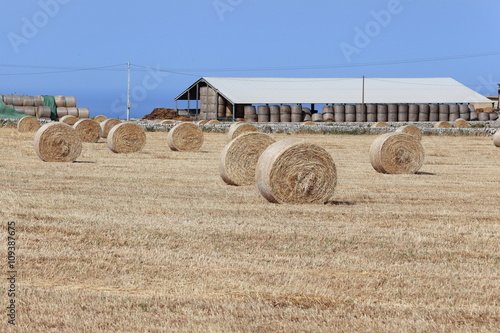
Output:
301,121,316,126
161,120,174,125
54,95,66,107
369,132,424,174
371,122,388,128
107,122,146,153
197,120,209,125
255,139,337,204
219,132,276,186
77,107,90,118
454,118,470,128
493,130,500,148
433,121,451,128
94,115,107,123
395,125,422,141
34,122,82,162
73,119,101,143
100,118,122,139
167,122,204,151
59,115,78,126
206,120,222,125
227,123,258,142
17,116,40,133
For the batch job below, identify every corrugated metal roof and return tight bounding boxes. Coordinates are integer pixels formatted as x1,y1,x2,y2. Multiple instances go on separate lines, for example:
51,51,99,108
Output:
176,77,491,104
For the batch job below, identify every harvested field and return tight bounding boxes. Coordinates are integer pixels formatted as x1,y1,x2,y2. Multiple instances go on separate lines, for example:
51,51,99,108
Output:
0,128,498,332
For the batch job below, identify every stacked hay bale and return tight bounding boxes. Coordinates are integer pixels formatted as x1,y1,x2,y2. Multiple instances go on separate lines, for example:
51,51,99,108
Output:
244,105,257,123
2,94,90,119
258,105,270,123
334,104,345,122
280,105,292,123
269,105,280,122
291,105,303,122
322,105,334,122
199,86,225,120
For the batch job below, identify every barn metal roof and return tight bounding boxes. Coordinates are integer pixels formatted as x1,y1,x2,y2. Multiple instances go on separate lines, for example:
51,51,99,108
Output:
175,77,491,104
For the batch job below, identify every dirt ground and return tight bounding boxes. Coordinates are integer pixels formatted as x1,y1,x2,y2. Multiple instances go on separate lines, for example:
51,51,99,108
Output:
0,128,498,332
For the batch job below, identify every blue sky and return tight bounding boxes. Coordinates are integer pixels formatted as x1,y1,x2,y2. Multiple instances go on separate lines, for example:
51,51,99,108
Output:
1,0,499,119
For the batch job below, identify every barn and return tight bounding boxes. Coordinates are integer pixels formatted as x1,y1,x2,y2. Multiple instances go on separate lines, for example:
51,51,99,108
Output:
174,77,493,122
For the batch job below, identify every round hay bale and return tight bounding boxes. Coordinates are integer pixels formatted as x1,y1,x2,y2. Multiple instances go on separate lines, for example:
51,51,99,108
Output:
100,118,122,139
94,115,107,123
57,107,68,118
34,122,82,162
206,120,222,125
227,123,258,142
395,125,422,141
369,132,424,174
17,116,40,133
54,95,66,107
24,107,36,117
454,118,470,128
77,107,90,118
196,120,209,125
493,130,500,147
161,120,174,125
36,106,51,119
65,96,76,108
371,122,388,128
107,122,146,153
255,139,337,204
73,119,101,143
59,115,79,126
219,132,276,186
67,107,79,117
301,121,316,126
167,122,204,152
33,95,44,107
22,96,35,106
433,121,451,128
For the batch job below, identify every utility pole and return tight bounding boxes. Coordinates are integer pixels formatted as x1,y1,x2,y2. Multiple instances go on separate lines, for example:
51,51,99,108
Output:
362,76,365,111
497,83,499,109
127,61,131,121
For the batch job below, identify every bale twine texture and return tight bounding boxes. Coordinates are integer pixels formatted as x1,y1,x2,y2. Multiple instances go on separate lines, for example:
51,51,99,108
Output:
219,132,276,186
255,139,337,204
454,118,470,128
369,132,424,174
493,130,500,148
227,123,258,142
17,116,40,133
371,122,388,128
100,119,122,138
59,115,78,126
167,122,204,152
434,121,451,129
395,125,422,141
107,122,146,153
73,119,101,143
34,122,82,162
94,115,107,123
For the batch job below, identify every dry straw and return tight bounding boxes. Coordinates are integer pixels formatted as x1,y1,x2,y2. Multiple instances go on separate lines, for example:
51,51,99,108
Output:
227,123,258,142
73,119,101,143
255,139,337,204
434,121,451,128
59,115,78,126
107,122,146,153
493,130,500,147
161,120,174,125
100,118,122,138
371,122,388,128
369,132,424,174
94,115,107,123
206,120,222,125
219,132,276,186
34,122,82,162
196,120,209,125
167,122,204,151
301,121,316,126
395,125,422,141
454,118,470,128
17,116,40,133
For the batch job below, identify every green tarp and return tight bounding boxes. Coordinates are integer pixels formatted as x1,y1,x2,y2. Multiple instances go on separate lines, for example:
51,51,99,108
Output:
0,99,27,119
42,95,58,121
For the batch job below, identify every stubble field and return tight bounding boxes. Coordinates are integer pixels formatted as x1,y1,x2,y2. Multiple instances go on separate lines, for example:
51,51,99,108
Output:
0,127,499,332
